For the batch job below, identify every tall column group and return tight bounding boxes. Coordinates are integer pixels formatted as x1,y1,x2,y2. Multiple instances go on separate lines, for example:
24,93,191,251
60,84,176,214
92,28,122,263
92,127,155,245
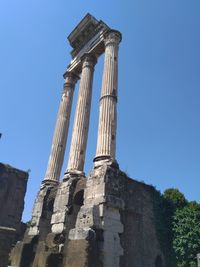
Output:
43,30,121,183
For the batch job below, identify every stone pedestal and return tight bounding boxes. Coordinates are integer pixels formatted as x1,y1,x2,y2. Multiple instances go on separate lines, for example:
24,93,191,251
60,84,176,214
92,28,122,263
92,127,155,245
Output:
51,175,85,234
64,165,167,267
66,165,124,267
28,183,58,236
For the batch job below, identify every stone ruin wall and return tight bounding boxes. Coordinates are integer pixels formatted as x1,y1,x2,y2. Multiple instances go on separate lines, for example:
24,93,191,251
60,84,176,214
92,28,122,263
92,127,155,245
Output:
10,165,167,267
65,165,165,267
0,163,28,267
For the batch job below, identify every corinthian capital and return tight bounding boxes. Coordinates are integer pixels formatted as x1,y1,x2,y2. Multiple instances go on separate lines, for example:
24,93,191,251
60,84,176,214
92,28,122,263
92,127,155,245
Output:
63,71,79,87
81,53,97,70
104,30,122,47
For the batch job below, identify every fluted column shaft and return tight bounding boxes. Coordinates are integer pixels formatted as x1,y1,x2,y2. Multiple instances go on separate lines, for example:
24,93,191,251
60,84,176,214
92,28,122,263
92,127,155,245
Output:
94,30,122,163
66,54,97,175
43,72,78,183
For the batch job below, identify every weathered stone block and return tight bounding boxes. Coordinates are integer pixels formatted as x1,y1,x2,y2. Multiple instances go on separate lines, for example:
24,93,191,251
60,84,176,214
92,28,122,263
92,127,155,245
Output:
0,163,28,228
0,227,16,267
0,163,28,267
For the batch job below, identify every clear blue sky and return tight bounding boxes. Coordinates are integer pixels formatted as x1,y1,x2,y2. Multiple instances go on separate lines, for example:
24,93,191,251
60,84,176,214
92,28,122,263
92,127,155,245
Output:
0,0,199,222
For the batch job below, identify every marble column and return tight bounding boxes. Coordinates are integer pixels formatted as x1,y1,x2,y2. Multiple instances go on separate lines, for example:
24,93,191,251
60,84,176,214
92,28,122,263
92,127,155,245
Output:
66,53,97,176
43,72,78,183
94,30,122,165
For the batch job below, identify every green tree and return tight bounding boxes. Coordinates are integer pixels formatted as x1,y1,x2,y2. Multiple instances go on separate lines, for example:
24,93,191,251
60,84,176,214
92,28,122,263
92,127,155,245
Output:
163,188,188,211
172,203,200,267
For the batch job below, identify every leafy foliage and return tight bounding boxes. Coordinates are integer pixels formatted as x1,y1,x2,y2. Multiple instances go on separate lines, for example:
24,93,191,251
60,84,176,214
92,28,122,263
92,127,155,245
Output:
172,203,200,267
163,188,188,210
152,188,199,267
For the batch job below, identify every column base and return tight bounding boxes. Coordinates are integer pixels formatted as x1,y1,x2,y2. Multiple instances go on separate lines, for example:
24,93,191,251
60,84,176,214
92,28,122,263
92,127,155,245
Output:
63,169,85,181
41,178,59,188
93,155,119,169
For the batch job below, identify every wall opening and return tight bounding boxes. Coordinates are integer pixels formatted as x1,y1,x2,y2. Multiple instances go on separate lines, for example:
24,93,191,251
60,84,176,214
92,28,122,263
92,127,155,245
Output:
20,244,35,267
74,189,84,206
46,254,62,267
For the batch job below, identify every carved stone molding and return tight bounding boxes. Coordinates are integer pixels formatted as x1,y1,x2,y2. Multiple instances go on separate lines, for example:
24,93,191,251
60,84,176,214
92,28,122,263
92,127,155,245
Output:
104,30,122,47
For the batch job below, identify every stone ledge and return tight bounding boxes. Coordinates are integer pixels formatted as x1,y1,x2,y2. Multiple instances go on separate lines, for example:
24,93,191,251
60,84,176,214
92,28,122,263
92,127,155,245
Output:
0,226,16,232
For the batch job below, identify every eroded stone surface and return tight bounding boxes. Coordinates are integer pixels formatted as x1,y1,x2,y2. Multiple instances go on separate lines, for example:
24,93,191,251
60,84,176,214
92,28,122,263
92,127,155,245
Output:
68,165,124,267
51,176,85,234
0,227,16,267
10,165,170,267
28,183,58,236
0,163,28,267
66,165,166,267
